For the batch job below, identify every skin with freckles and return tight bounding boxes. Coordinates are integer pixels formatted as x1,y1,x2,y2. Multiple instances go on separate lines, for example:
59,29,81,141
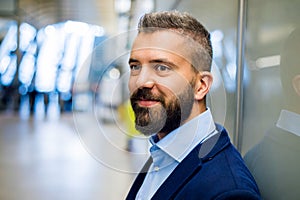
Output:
128,31,213,139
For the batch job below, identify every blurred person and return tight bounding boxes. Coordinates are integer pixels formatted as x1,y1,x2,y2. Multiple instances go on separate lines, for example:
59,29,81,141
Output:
244,27,300,199
126,11,261,200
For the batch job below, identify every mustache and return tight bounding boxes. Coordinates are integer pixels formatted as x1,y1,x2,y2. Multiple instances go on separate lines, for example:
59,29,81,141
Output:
130,88,164,102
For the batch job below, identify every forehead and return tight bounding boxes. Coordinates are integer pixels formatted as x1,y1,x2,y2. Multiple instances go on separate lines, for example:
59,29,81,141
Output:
131,31,192,61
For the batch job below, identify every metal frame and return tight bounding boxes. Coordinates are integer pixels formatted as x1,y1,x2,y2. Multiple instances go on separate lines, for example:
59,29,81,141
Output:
234,0,247,151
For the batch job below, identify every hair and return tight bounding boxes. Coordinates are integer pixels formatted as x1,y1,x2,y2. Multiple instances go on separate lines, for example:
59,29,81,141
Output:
137,10,213,72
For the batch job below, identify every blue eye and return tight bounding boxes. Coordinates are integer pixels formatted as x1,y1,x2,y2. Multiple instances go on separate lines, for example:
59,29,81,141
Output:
155,64,170,72
129,64,141,76
130,65,141,71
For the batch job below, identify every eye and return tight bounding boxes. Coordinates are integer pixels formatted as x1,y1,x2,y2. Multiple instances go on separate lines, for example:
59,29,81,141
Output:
130,64,140,70
155,64,170,72
129,64,141,75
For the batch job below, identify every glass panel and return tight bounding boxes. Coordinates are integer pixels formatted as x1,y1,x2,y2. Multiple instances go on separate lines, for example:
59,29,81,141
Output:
243,0,300,199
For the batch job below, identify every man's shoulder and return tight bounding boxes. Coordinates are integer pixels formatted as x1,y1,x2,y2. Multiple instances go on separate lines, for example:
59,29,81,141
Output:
197,125,258,186
176,125,261,199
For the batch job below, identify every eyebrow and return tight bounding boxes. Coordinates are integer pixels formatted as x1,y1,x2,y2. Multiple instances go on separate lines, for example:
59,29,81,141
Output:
128,58,139,64
128,58,178,69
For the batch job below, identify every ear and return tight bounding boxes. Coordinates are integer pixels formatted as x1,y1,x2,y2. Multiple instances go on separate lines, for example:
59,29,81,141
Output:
292,74,300,96
194,71,213,100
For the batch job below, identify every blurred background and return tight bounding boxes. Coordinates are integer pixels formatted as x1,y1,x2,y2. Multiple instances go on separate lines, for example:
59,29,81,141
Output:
0,0,299,199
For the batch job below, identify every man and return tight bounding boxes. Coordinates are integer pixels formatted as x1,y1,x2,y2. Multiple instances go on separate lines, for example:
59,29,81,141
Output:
244,27,300,199
126,11,260,200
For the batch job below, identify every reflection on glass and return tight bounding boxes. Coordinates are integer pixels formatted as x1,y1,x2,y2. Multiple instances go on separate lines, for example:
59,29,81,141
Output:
244,27,300,199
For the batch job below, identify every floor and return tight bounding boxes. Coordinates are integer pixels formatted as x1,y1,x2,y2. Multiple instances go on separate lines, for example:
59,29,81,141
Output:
0,111,149,200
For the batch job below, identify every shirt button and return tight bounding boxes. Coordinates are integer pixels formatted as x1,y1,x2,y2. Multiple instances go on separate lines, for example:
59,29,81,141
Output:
154,166,160,172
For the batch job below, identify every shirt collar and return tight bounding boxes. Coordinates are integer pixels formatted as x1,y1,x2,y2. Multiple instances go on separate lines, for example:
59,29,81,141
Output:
149,108,216,162
276,109,300,137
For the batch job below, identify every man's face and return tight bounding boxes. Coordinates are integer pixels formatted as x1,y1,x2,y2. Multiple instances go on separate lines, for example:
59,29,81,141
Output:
128,31,199,137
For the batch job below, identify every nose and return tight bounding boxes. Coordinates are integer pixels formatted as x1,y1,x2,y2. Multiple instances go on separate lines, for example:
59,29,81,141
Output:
135,67,155,89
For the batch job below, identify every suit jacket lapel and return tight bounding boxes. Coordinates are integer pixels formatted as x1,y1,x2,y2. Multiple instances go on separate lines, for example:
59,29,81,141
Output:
126,157,153,200
126,124,230,200
152,126,230,200
151,144,203,200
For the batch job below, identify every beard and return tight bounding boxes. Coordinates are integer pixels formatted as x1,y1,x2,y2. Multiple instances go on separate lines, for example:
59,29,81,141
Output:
130,83,195,136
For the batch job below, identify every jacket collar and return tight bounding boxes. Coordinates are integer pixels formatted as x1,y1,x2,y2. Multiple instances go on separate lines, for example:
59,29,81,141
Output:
152,124,230,199
152,108,217,162
126,124,231,200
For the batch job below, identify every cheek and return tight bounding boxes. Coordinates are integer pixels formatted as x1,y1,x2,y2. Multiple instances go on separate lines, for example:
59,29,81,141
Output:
158,76,193,97
156,85,188,105
128,77,137,94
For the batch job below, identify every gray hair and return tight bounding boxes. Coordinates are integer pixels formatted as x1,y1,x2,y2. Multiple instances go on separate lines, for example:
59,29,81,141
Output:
138,10,213,72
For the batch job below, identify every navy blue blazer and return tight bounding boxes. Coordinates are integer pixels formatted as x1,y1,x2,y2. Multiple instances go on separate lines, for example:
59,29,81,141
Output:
126,124,261,200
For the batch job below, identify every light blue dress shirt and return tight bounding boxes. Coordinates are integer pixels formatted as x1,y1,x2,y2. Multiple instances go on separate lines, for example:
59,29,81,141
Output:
135,108,218,200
